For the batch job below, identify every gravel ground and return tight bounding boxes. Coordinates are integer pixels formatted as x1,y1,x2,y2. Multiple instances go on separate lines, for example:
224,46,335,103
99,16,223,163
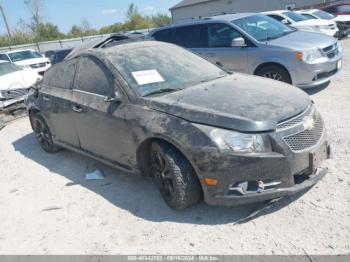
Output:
0,39,349,255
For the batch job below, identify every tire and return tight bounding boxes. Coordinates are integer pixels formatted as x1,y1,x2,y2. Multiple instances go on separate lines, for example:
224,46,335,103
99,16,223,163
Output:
256,65,292,84
30,113,61,153
150,141,202,210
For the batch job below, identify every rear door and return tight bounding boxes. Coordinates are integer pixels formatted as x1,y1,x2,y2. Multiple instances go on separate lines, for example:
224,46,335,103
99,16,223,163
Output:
71,55,132,168
39,59,80,148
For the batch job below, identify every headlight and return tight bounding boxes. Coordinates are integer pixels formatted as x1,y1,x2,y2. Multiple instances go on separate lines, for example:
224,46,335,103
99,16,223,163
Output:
297,48,323,62
195,124,272,154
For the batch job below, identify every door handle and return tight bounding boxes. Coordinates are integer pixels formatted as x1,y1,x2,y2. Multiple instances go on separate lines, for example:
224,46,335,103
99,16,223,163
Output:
216,61,223,67
72,105,83,113
42,95,50,101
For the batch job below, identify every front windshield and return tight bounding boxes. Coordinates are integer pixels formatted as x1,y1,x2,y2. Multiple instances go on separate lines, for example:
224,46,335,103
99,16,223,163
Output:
108,44,227,97
8,50,42,62
283,11,308,22
0,62,21,76
313,10,335,20
232,14,296,42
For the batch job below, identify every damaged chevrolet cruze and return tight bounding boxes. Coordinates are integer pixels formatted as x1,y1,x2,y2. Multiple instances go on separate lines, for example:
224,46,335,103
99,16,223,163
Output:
26,41,331,210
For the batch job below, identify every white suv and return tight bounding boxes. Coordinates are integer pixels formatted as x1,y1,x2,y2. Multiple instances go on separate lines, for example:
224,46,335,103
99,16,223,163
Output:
263,10,339,37
0,49,51,75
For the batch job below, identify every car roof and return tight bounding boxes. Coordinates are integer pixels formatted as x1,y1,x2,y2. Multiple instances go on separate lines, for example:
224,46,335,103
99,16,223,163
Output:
0,49,36,54
298,9,319,13
65,33,145,60
73,40,172,59
262,10,290,15
150,13,256,32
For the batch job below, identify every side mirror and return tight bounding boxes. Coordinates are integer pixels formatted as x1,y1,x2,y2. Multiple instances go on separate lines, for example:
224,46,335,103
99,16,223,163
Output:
281,19,290,24
104,91,121,103
231,37,246,47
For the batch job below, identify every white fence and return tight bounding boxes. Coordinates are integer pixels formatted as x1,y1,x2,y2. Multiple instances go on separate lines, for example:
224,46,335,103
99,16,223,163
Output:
0,34,113,53
0,28,154,53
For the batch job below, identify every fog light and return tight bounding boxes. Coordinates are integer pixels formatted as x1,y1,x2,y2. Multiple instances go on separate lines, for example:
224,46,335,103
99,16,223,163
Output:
204,178,218,186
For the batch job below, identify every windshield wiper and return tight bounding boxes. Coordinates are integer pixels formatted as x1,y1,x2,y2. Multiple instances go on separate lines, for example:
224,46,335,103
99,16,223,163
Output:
200,74,227,84
143,88,182,97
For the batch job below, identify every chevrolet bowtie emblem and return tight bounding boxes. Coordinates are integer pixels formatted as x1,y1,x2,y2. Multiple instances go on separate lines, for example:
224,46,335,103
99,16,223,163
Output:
303,116,315,131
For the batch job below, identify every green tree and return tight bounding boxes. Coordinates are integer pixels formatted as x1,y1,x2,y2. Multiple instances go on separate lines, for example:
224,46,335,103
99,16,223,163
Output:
123,3,153,31
150,13,171,27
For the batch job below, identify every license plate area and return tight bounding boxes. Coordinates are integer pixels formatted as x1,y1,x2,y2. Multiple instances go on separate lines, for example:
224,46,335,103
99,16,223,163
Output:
309,144,329,172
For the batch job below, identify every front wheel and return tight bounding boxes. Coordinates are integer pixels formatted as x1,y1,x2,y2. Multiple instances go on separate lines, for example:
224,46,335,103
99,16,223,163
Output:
256,65,292,84
150,142,202,210
31,113,61,153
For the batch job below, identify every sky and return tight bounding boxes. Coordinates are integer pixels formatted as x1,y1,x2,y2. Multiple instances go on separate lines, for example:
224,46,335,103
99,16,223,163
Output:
0,0,179,34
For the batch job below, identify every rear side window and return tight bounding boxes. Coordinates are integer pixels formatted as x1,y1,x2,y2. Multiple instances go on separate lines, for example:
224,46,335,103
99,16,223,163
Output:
208,24,241,48
174,25,208,48
153,29,175,43
74,56,114,96
43,60,76,89
268,14,285,22
0,54,10,62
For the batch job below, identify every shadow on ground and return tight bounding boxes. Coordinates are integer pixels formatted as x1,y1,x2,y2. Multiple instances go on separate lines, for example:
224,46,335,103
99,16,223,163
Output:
13,133,308,225
304,81,331,95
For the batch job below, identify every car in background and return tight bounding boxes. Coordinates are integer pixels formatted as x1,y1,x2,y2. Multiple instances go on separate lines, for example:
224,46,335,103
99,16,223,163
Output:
0,60,41,110
44,48,72,65
297,9,350,38
65,33,145,60
321,2,350,16
262,10,339,37
0,49,51,75
149,13,343,88
26,41,330,210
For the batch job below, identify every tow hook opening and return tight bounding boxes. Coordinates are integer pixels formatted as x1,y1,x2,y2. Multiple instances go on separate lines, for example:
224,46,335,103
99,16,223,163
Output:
228,180,282,196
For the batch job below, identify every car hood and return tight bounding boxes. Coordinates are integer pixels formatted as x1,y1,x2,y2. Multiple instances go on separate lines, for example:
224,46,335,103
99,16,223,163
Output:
268,30,336,50
14,57,49,66
0,68,40,91
293,19,334,26
333,15,350,22
145,74,310,132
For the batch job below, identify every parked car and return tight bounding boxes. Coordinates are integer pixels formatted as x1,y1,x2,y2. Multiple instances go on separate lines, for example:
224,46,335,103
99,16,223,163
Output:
321,2,350,16
0,49,51,75
149,13,342,88
0,60,41,110
297,9,350,38
26,41,330,210
44,48,72,65
262,10,339,37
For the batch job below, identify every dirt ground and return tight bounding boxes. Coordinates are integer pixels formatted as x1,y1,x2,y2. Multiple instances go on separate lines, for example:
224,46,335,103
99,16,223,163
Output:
0,39,349,255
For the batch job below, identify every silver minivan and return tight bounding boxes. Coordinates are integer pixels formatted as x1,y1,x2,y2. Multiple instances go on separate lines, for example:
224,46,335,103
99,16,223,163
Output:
149,13,343,88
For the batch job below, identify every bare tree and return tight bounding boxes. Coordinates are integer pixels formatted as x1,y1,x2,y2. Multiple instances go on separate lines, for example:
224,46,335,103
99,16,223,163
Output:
24,0,44,35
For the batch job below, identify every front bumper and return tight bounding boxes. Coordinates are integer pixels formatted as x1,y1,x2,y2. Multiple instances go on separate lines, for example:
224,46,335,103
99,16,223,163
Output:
292,51,342,89
207,168,327,206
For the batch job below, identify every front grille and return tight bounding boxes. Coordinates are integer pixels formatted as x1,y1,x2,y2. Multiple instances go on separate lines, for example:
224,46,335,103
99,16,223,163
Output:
322,43,339,59
0,88,29,99
30,62,47,69
282,109,324,152
277,106,313,130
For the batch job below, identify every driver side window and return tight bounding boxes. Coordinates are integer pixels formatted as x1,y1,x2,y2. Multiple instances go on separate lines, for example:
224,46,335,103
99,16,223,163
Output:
208,24,241,48
74,56,114,97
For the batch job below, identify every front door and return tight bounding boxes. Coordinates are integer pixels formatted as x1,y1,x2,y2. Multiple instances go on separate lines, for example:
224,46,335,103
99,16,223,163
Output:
40,59,80,148
71,55,132,169
195,23,248,73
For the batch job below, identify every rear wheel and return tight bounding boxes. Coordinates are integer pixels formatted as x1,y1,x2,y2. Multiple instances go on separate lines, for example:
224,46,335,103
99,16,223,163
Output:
150,141,202,210
256,65,292,84
31,113,61,153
